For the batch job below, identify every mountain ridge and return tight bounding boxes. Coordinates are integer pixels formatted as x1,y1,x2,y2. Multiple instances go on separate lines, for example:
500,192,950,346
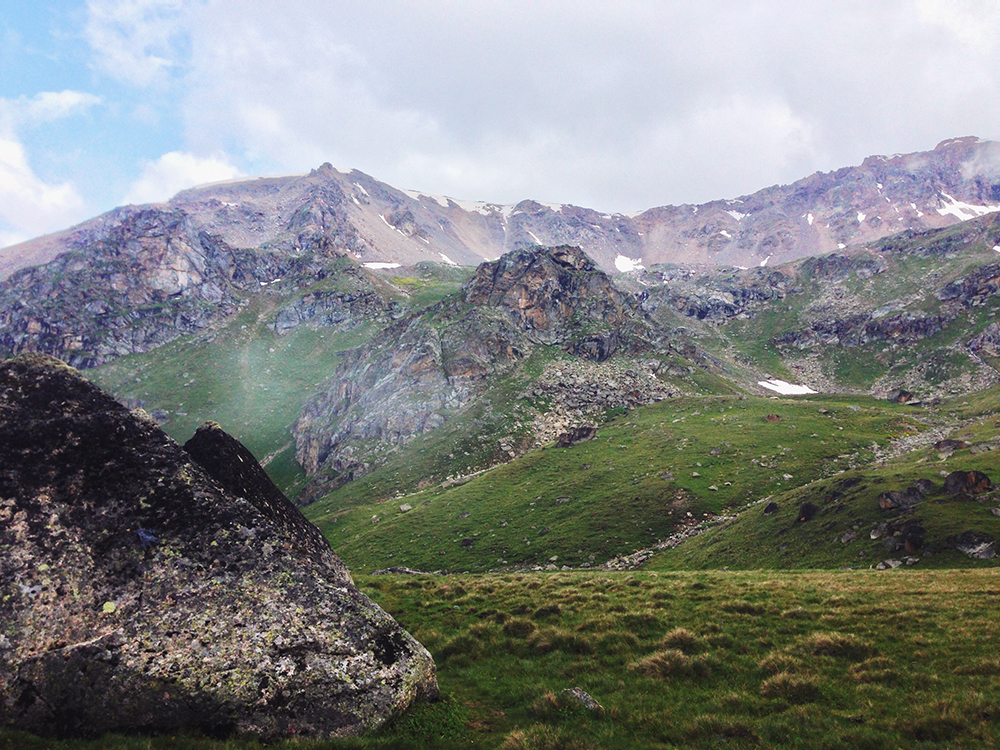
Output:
3,136,999,282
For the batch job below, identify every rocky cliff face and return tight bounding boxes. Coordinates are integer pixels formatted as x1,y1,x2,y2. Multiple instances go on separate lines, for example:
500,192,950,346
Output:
463,244,652,357
0,354,437,739
0,206,401,367
292,246,666,496
638,266,792,325
3,137,998,284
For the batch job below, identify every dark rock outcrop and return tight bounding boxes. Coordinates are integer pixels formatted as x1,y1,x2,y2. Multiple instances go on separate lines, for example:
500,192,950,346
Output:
887,389,915,404
969,321,1000,357
773,311,950,351
555,425,598,448
796,502,818,522
0,354,437,740
949,531,997,559
943,470,992,496
638,267,790,324
292,246,665,494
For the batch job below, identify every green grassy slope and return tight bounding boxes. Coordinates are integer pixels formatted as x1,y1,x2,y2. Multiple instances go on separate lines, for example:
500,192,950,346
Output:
88,262,468,499
88,301,370,499
306,393,923,573
651,389,1000,572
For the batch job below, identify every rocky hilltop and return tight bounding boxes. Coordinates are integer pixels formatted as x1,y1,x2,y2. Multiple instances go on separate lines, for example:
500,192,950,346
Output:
637,212,1000,399
2,137,998,287
0,206,401,366
292,245,675,497
0,354,437,739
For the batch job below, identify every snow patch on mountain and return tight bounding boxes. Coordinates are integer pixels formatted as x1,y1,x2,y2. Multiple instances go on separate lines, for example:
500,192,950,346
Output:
758,379,818,395
614,254,644,273
936,192,1000,221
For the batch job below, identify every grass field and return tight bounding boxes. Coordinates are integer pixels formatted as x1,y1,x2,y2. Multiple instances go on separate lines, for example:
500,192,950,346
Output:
5,568,998,749
306,393,929,574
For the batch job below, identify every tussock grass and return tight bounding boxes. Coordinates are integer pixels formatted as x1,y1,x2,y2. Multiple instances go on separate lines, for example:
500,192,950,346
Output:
849,656,900,685
8,568,1000,749
760,671,822,703
500,725,597,750
630,648,713,680
953,659,1000,676
659,626,701,653
758,653,805,675
793,631,876,660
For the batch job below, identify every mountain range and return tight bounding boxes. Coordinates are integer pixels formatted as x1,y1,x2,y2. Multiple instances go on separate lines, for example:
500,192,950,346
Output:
3,135,1000,748
3,135,998,283
0,135,998,578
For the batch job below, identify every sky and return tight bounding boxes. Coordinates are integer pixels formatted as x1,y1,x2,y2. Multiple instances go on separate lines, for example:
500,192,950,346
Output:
1,0,1000,248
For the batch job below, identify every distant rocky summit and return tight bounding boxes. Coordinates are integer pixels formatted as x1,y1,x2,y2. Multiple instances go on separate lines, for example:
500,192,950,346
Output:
292,245,670,496
0,354,437,739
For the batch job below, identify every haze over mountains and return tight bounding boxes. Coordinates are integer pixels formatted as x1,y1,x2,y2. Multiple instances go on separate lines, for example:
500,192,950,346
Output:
2,136,999,283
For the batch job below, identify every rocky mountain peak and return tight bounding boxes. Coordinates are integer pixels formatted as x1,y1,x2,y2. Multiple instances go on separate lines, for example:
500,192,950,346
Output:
464,244,633,347
292,245,669,495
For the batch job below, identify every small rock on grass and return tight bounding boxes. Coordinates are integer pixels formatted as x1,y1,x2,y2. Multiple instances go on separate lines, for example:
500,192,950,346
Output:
559,688,604,715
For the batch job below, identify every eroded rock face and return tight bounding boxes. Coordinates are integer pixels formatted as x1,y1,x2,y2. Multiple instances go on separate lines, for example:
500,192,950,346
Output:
464,245,636,354
292,245,663,496
0,354,437,740
0,207,400,368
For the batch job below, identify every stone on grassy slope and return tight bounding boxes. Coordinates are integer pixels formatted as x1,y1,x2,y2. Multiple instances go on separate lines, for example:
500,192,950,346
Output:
0,354,437,740
943,470,992,496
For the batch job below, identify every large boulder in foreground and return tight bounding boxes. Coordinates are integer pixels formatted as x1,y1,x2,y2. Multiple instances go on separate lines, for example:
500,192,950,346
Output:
0,354,437,739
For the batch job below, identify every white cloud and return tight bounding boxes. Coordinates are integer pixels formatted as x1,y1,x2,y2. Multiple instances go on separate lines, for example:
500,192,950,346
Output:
63,1,1000,212
85,0,195,87
0,136,88,247
123,151,242,204
0,91,103,247
0,90,103,131
916,0,1000,52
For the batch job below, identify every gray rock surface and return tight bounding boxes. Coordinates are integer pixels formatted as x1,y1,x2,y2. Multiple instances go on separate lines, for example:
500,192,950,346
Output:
0,354,437,739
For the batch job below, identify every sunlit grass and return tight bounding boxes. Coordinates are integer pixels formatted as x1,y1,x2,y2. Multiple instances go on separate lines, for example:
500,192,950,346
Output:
7,568,998,749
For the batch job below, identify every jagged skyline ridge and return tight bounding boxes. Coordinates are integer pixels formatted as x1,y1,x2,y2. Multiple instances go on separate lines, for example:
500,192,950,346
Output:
2,1,1000,248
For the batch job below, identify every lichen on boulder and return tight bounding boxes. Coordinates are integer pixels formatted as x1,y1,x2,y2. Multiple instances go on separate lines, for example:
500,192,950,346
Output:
0,353,437,740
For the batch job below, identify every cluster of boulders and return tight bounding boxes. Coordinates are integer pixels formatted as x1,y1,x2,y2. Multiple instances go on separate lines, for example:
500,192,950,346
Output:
526,358,676,447
872,468,996,566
